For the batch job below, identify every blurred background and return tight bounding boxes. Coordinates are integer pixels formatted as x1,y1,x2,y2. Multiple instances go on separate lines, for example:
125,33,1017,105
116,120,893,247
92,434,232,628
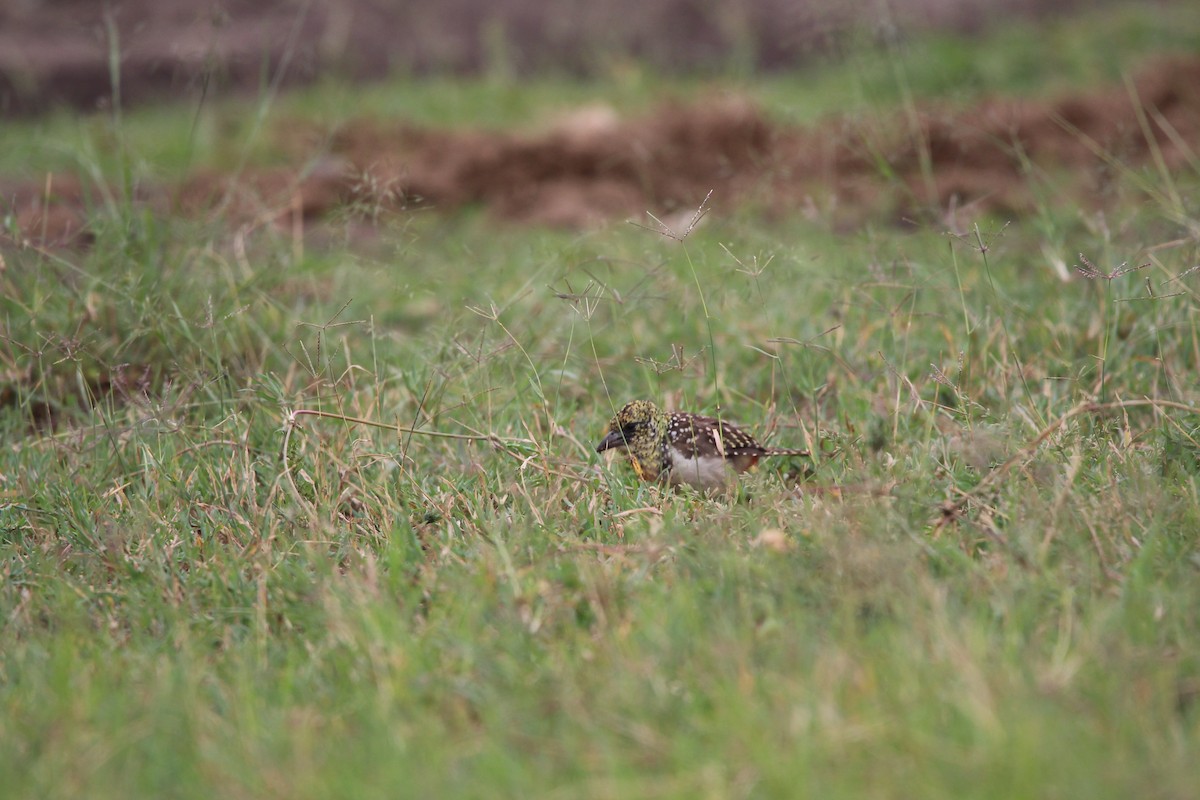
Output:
0,0,1141,113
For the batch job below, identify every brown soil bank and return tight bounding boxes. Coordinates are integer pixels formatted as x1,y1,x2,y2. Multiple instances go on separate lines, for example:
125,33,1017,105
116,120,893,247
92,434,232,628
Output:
313,54,1200,229
6,55,1200,244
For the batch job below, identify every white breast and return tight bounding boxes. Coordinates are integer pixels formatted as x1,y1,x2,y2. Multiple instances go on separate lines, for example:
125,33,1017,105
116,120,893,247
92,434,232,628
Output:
667,450,734,490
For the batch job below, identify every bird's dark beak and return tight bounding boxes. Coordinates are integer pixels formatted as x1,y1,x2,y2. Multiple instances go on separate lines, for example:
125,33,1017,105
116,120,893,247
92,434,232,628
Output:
596,429,628,453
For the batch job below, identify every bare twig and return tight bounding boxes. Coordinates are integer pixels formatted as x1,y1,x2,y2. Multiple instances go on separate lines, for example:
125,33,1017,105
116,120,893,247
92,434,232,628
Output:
280,407,538,509
286,407,533,445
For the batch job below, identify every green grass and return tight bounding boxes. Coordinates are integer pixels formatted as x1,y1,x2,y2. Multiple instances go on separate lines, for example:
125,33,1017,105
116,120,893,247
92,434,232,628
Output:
3,4,1200,798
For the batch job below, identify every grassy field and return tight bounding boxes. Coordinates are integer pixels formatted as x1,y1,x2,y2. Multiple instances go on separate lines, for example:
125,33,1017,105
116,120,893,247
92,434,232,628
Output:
2,6,1199,798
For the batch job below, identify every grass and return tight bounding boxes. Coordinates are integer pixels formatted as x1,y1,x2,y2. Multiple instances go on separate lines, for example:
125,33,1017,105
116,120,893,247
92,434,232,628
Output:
2,4,1200,798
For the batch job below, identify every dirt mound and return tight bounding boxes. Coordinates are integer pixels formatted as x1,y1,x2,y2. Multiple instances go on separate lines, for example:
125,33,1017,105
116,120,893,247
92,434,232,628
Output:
189,53,1200,229
320,95,774,227
4,55,1199,245
870,53,1200,217
2,173,96,248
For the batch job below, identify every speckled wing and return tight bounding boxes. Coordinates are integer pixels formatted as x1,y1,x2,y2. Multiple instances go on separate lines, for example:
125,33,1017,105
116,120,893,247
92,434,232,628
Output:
666,413,771,460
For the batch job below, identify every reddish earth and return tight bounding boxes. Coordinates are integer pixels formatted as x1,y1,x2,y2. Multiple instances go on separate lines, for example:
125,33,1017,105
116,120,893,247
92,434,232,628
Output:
5,53,1199,246
312,53,1200,229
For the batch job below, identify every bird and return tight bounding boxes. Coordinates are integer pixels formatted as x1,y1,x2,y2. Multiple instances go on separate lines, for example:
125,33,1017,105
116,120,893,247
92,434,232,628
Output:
596,400,809,490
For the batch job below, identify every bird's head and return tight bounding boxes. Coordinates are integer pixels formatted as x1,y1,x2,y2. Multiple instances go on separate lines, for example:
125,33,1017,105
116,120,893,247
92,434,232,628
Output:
596,400,663,455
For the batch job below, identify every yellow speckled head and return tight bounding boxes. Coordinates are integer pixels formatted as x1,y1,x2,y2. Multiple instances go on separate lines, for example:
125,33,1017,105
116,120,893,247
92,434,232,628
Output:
597,401,657,450
595,400,668,482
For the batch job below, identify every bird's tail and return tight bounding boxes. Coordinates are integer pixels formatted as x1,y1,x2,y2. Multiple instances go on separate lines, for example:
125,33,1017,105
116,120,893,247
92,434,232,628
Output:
765,447,809,457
